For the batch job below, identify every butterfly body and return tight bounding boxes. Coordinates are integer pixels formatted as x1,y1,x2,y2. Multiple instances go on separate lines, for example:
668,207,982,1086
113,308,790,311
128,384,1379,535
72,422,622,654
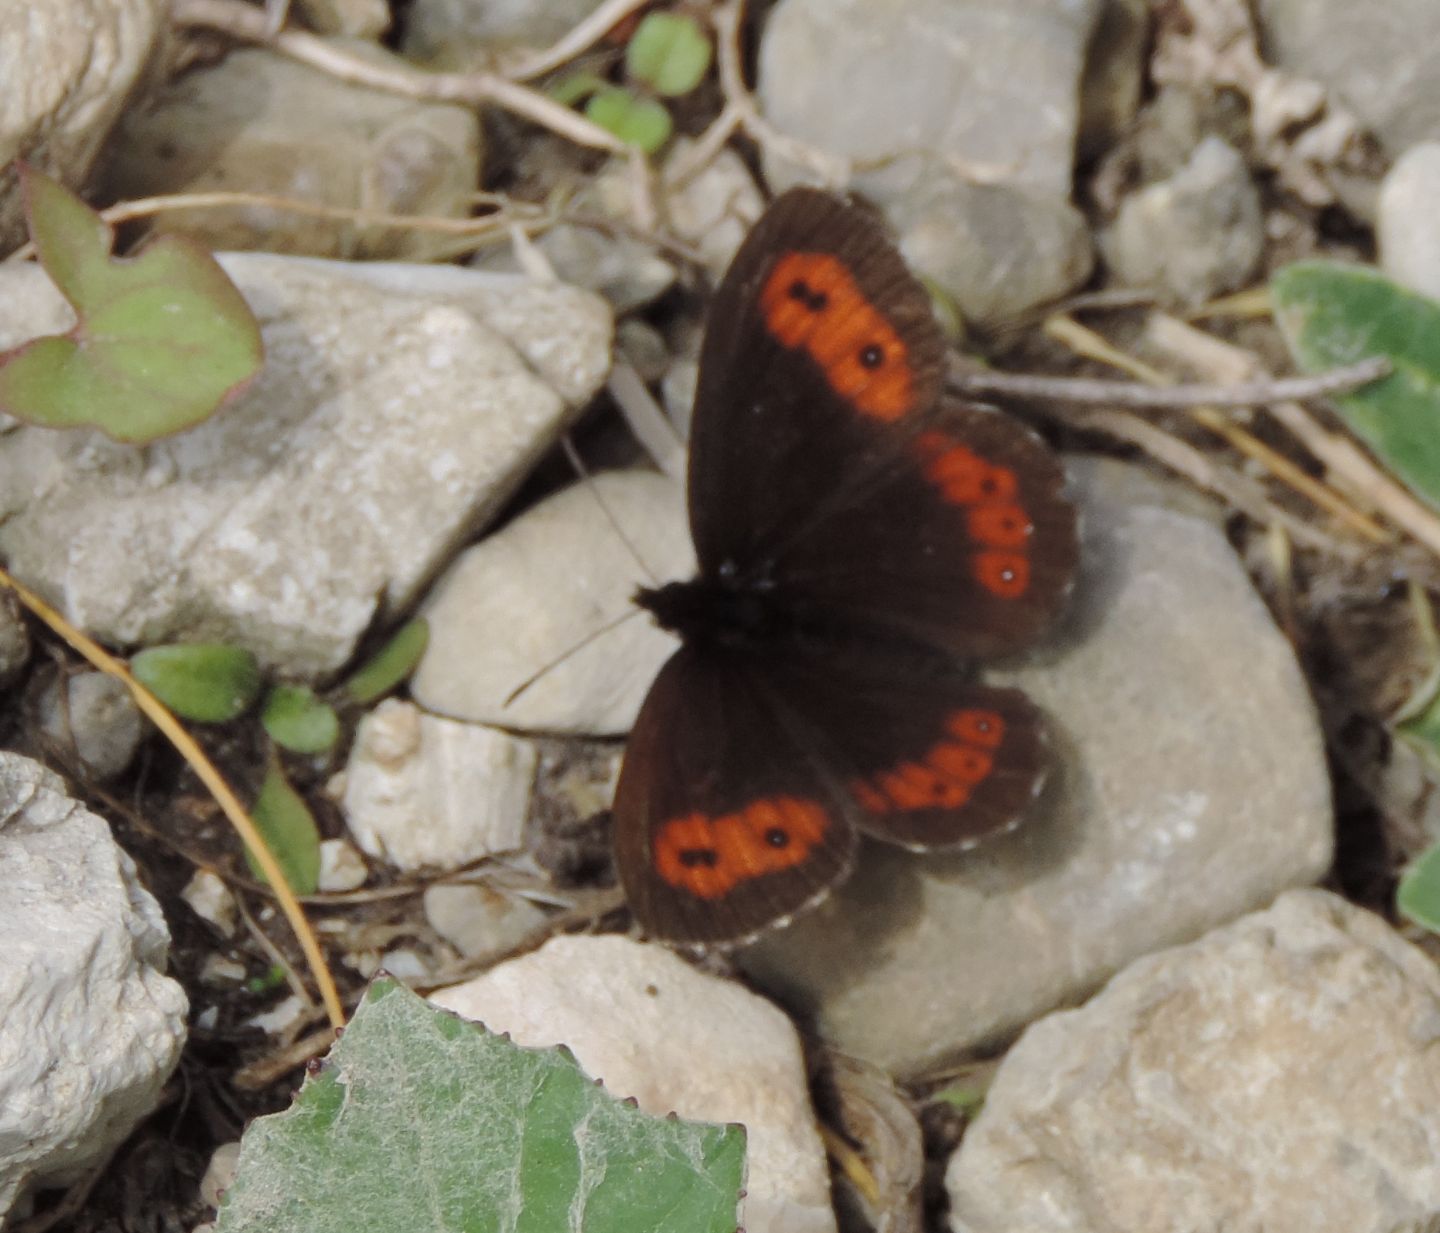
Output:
613,188,1079,947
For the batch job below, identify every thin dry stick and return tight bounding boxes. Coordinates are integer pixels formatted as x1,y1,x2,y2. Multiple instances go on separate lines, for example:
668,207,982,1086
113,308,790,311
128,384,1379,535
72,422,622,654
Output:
235,889,315,1012
1064,406,1342,553
1145,313,1440,560
669,0,848,188
1043,316,1388,542
502,0,656,80
0,567,345,1031
3,190,535,263
948,356,1392,409
1265,398,1440,558
170,0,629,155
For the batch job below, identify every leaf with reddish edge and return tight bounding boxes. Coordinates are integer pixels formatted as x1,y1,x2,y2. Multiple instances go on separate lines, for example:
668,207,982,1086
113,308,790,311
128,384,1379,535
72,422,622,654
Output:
0,165,263,443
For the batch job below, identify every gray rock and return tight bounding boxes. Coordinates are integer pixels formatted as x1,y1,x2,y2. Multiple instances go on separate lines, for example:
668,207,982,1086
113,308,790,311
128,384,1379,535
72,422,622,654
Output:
0,0,164,251
101,47,481,262
0,256,612,678
1257,0,1440,158
0,753,187,1220
0,591,28,685
38,671,145,780
509,222,678,315
889,169,1095,327
759,0,1102,200
412,471,693,736
948,890,1440,1233
431,934,837,1233
403,0,605,63
738,461,1332,1078
422,882,550,960
663,141,767,279
291,0,390,38
1379,142,1440,301
1102,136,1264,303
342,700,537,871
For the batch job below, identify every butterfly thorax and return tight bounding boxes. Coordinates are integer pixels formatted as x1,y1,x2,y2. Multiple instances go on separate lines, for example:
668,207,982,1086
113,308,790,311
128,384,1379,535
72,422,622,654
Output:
636,572,799,649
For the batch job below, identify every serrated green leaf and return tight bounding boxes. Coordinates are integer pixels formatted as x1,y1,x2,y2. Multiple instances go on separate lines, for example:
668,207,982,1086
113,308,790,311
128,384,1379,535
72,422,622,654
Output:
215,977,747,1233
343,618,428,704
131,643,261,722
585,87,673,154
625,12,713,97
262,684,340,754
244,760,321,894
1272,261,1440,508
0,165,263,443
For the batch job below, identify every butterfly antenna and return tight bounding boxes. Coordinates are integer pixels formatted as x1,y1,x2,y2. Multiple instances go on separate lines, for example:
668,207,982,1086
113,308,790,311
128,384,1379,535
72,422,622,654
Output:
503,605,649,707
560,433,663,586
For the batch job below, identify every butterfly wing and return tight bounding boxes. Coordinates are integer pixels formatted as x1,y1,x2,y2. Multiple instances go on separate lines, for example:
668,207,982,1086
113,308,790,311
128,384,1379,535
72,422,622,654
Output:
613,643,1049,946
687,188,1076,658
613,645,859,947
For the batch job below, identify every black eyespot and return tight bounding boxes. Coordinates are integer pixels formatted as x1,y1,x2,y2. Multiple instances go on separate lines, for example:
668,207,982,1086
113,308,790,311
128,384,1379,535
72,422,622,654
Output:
764,827,789,848
859,344,884,369
679,848,719,868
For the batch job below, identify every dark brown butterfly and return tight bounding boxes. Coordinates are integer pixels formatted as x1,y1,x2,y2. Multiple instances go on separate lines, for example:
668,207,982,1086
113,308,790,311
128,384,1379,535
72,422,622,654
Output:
612,188,1078,946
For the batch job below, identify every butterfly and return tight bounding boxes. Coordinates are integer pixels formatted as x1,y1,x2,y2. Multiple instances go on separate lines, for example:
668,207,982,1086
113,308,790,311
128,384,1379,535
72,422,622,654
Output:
612,188,1078,946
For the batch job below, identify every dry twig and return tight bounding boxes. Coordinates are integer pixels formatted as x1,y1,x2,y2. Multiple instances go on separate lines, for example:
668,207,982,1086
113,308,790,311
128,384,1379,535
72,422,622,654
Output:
170,0,629,155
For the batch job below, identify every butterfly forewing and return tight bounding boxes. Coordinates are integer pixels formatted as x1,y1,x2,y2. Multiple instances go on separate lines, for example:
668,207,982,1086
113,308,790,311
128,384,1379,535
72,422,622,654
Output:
686,188,947,575
686,190,1076,657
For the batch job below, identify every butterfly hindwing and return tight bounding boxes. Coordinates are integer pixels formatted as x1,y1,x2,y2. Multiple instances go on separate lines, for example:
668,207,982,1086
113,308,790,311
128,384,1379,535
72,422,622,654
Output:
612,646,858,946
613,644,1050,944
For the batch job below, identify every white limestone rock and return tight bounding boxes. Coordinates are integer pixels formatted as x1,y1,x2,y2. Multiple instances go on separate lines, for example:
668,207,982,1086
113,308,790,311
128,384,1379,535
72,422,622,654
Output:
0,257,612,678
0,753,187,1219
948,890,1440,1233
342,699,537,870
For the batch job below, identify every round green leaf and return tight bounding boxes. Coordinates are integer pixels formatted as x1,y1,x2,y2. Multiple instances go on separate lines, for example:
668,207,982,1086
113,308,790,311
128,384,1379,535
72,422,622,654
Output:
625,12,714,97
262,684,340,754
131,643,262,722
584,87,673,154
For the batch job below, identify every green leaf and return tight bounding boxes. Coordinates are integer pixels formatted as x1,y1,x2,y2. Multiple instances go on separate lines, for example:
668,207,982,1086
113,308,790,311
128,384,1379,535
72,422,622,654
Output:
262,684,340,754
343,618,429,704
548,69,608,106
1272,261,1440,508
215,978,747,1233
584,86,673,154
0,166,263,443
131,643,262,722
625,12,713,97
244,760,321,894
1399,841,1440,933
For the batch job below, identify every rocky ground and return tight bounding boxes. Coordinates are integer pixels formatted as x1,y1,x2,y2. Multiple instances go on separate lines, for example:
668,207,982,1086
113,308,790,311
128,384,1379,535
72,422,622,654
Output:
6,1,1440,1230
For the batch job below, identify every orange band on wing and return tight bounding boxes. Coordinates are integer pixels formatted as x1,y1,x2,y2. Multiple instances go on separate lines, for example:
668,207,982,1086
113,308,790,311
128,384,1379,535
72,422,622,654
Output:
850,708,1006,816
914,431,1036,599
759,252,917,421
654,796,830,900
